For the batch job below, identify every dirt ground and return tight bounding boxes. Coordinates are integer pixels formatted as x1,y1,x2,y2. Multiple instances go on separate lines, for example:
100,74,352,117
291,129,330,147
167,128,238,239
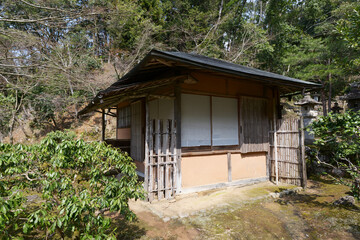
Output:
118,178,360,240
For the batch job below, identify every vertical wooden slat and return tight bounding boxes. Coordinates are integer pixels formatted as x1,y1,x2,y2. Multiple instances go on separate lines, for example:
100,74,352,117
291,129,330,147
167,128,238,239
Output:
154,120,160,199
164,120,170,199
160,120,165,199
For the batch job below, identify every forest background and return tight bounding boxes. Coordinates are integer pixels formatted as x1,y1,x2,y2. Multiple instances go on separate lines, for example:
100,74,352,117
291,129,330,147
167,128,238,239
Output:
1,0,359,143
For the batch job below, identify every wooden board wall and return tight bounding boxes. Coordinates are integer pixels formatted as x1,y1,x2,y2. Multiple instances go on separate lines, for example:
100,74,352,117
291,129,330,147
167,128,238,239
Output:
240,97,270,153
182,72,273,99
130,101,142,162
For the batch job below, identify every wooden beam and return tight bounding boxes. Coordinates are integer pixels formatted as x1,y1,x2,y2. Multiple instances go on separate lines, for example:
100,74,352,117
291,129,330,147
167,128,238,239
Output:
149,94,175,100
155,57,174,67
174,84,182,194
101,109,106,141
95,110,116,118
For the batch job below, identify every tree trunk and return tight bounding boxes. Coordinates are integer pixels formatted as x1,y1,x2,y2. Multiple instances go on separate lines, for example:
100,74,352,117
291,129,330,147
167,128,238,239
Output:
328,76,332,112
321,81,327,116
328,59,332,112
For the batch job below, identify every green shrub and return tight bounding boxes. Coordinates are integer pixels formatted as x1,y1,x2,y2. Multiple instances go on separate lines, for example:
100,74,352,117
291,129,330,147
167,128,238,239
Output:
308,111,360,199
0,131,144,239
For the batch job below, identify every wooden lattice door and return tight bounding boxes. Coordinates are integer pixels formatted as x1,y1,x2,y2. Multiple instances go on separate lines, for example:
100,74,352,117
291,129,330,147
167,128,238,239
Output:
144,119,178,201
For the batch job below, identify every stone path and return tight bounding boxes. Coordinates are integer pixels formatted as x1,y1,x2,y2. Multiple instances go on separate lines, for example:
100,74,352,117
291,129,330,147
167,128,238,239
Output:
129,181,302,222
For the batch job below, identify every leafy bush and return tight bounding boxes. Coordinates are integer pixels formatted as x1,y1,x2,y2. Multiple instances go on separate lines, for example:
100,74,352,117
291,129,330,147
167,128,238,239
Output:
0,131,144,239
308,111,360,199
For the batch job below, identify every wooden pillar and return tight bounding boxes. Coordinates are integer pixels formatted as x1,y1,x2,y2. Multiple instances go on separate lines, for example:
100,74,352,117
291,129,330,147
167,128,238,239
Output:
101,109,106,141
300,116,307,188
174,84,182,194
227,152,232,182
144,98,150,201
273,98,279,185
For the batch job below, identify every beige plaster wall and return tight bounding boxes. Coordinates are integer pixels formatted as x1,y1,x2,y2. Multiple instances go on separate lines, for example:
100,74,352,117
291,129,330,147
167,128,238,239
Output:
116,128,131,140
181,152,267,188
181,155,228,188
231,152,267,180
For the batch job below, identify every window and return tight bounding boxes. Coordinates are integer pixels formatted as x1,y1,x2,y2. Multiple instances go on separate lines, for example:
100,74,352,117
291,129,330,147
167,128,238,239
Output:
212,97,239,146
181,94,211,147
181,94,239,147
117,106,131,128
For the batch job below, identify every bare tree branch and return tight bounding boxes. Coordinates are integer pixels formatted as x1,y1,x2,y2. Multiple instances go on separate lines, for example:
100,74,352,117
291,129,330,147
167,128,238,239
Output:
19,0,71,13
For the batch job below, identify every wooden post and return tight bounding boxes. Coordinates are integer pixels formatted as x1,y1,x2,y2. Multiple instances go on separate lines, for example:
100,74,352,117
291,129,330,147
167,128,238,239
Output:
266,152,271,178
149,120,154,202
227,152,232,182
144,99,150,201
155,120,162,199
300,117,307,188
273,101,279,185
165,120,170,199
101,109,106,141
174,84,182,194
170,120,176,197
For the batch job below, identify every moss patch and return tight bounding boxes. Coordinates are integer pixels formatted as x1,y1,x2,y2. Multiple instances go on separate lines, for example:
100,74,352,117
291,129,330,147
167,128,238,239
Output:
176,180,360,240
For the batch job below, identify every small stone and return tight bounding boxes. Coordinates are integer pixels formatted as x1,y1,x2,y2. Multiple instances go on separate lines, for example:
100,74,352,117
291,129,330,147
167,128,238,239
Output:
331,168,345,177
179,213,189,218
333,196,356,207
163,217,170,222
269,192,279,198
